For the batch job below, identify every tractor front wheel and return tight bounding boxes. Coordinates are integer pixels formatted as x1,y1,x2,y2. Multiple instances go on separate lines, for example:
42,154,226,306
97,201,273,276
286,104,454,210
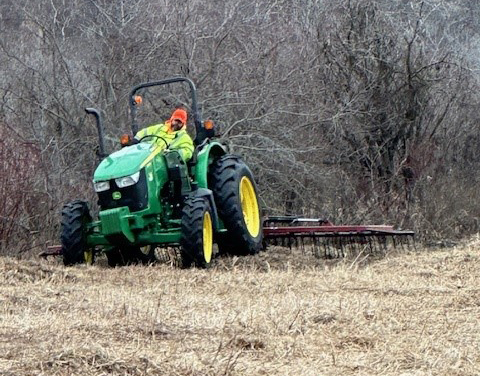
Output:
180,196,214,268
210,155,263,256
61,200,92,266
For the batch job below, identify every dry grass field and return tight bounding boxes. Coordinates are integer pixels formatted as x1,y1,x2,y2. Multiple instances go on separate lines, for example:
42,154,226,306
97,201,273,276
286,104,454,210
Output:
1,242,479,375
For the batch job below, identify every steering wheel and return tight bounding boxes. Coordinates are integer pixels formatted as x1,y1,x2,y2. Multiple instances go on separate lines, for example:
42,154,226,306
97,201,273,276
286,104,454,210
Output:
138,134,169,149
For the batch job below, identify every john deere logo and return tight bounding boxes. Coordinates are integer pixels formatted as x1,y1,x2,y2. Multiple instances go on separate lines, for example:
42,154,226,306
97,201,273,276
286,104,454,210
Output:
112,191,122,200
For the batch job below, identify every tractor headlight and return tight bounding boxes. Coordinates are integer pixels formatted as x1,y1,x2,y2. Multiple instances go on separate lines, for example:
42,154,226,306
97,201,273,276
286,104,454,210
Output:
93,181,110,192
115,171,140,188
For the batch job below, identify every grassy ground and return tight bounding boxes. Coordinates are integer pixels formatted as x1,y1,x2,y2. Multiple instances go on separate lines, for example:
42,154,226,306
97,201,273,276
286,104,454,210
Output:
1,243,479,375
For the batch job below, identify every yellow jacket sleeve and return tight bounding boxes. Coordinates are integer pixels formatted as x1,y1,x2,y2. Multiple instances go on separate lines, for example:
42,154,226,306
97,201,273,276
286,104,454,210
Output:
170,130,194,162
134,123,165,140
135,124,193,162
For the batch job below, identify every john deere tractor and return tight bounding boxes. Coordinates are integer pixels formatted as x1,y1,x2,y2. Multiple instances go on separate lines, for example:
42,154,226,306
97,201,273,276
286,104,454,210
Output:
61,77,263,267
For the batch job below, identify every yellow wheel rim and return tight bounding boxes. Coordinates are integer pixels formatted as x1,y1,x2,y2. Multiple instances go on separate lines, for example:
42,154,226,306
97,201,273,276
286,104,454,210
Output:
203,211,213,263
240,176,260,237
84,250,93,265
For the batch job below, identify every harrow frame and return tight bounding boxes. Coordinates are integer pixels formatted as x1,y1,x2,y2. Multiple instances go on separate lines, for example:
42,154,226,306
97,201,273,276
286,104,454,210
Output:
262,216,414,257
40,216,414,260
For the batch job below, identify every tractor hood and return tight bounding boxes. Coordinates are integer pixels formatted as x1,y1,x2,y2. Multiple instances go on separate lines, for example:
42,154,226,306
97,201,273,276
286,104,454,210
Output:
94,143,156,181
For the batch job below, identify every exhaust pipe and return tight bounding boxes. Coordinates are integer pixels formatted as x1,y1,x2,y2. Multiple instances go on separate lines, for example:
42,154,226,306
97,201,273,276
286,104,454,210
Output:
85,107,107,159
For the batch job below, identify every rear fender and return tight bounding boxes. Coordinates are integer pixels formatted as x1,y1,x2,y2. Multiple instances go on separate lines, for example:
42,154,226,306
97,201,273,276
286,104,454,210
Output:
195,141,227,189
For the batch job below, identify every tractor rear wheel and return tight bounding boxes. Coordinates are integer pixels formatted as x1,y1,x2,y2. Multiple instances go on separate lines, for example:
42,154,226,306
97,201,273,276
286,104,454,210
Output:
180,196,214,268
210,155,263,256
61,200,92,266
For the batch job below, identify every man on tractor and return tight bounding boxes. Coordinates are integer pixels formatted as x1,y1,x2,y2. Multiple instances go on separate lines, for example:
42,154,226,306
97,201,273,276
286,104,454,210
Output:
59,77,264,268
127,107,194,162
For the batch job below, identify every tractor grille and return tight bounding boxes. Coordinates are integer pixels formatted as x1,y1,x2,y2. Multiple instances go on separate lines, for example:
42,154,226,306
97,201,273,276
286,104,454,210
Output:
97,169,148,212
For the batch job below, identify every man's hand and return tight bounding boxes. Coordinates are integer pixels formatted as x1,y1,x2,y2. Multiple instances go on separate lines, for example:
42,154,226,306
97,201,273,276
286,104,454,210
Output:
129,138,140,146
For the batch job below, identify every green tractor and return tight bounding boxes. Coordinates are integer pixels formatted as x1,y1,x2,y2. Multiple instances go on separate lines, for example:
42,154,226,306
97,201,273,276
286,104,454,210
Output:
61,77,263,267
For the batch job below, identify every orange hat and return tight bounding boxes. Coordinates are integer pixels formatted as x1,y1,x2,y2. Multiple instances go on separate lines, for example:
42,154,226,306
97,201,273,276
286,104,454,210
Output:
169,108,188,125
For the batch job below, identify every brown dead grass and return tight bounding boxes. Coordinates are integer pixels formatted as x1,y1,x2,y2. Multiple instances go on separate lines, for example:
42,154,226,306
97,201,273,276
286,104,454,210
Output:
1,242,480,375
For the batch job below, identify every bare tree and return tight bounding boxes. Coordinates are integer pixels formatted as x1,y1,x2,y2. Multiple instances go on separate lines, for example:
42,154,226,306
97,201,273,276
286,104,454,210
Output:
0,0,479,253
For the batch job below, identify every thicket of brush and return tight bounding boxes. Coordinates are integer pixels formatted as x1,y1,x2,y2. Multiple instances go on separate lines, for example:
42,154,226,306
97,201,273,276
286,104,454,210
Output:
1,0,480,255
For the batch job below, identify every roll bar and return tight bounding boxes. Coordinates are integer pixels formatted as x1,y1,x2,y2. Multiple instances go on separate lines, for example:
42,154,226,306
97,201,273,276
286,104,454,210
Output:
128,77,212,145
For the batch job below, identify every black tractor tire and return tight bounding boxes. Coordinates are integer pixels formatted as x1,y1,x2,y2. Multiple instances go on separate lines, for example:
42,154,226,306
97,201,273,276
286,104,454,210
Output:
209,155,263,256
106,246,151,267
180,196,214,268
61,200,92,266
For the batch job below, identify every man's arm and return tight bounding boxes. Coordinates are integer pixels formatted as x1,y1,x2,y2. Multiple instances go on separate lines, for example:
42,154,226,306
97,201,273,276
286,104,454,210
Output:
170,131,194,162
134,123,165,141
